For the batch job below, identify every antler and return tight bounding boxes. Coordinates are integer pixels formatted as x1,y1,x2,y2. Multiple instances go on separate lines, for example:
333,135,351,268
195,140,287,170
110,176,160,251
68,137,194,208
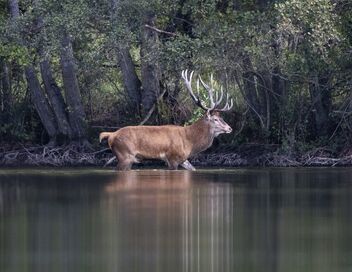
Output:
181,69,233,112
215,92,234,112
181,70,208,111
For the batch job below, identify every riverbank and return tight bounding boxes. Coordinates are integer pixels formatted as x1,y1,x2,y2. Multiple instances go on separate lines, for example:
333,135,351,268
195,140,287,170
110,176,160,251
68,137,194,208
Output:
1,144,351,167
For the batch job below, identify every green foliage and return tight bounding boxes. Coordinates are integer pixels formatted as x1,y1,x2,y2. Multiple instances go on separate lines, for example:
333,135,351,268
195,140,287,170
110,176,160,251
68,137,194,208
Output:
274,0,342,78
0,0,351,150
0,44,30,65
185,106,204,125
162,35,196,73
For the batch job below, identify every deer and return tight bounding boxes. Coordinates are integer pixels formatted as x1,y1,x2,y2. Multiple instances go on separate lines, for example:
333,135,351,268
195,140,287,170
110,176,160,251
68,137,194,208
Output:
99,70,233,170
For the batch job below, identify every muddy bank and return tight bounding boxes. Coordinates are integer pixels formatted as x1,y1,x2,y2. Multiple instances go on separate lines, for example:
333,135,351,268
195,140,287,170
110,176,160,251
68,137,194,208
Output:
0,144,351,167
193,144,352,167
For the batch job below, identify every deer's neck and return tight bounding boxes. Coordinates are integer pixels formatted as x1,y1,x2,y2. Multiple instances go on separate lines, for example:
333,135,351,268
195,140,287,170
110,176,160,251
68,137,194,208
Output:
185,118,214,156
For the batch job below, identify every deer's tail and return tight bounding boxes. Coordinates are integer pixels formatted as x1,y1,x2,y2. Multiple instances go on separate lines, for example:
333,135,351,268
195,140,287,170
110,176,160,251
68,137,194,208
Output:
99,132,113,143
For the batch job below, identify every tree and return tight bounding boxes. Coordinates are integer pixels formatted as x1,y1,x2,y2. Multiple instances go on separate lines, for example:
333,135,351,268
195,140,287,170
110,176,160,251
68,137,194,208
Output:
40,58,73,140
60,31,88,143
110,0,142,112
8,0,59,145
140,12,161,116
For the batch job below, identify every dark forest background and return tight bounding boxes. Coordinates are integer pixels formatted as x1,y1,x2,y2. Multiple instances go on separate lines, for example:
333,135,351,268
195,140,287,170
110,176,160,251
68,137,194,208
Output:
0,0,351,154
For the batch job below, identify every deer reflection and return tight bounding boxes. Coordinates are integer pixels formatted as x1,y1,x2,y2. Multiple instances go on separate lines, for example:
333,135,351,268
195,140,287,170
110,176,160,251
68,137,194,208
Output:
101,170,236,272
104,170,192,193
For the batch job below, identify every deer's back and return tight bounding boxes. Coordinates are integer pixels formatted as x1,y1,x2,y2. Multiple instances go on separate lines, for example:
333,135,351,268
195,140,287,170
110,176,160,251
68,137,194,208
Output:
110,125,190,160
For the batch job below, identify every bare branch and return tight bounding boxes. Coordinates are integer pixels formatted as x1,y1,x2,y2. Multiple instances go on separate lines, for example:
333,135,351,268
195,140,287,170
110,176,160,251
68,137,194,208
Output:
144,24,177,36
139,89,167,125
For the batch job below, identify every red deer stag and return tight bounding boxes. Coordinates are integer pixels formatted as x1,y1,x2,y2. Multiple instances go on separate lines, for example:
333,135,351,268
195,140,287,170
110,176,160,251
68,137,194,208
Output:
99,70,233,170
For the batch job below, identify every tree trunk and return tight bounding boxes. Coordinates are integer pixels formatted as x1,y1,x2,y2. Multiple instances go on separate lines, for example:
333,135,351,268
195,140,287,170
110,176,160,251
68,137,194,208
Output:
40,59,72,140
33,0,72,142
25,66,58,145
242,55,260,113
117,47,142,111
257,70,271,132
0,58,12,117
241,55,273,137
348,93,352,143
9,0,59,145
140,13,161,116
309,75,331,137
60,31,87,141
7,0,22,97
242,55,264,129
257,0,271,11
110,0,142,111
271,67,288,139
8,0,20,18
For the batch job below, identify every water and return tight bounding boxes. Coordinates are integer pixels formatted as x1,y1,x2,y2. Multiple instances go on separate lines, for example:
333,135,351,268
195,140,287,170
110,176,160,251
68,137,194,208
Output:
0,168,352,272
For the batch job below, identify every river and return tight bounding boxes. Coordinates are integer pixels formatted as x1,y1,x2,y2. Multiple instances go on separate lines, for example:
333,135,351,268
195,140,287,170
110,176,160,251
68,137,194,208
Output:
0,168,351,272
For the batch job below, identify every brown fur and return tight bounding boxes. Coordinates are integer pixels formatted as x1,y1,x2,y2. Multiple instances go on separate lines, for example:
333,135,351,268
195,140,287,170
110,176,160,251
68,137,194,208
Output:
99,113,231,170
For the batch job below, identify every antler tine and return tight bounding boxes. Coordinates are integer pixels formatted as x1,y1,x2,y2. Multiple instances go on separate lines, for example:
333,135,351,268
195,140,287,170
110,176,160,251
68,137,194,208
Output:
229,98,233,109
182,70,196,102
196,77,209,110
182,69,233,112
199,75,215,109
224,92,230,110
214,86,224,108
196,78,201,98
181,70,208,111
217,96,234,112
210,73,214,99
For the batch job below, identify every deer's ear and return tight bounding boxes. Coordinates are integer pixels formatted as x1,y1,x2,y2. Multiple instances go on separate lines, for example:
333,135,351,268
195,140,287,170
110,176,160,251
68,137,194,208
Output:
206,110,212,119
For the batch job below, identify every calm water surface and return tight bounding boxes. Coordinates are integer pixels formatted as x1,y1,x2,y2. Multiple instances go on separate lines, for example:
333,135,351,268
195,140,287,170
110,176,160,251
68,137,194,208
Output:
0,168,352,272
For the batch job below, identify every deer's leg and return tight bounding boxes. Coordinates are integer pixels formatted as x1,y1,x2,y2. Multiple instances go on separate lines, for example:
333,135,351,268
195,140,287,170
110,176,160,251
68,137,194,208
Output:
117,160,133,170
180,160,196,171
116,153,134,170
167,159,179,170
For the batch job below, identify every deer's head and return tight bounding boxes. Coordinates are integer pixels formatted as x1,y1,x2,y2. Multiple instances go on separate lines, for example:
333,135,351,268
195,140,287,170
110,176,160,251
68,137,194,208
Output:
182,70,233,136
205,111,232,136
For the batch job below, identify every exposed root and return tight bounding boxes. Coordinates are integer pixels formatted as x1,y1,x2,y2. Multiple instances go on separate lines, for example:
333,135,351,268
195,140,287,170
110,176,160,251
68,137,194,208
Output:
302,154,352,166
0,145,112,167
191,147,352,167
0,144,351,167
255,153,300,167
191,153,248,167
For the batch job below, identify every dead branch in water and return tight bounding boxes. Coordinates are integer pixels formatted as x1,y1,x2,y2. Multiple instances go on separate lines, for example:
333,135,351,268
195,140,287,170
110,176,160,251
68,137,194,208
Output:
104,157,116,167
0,145,112,167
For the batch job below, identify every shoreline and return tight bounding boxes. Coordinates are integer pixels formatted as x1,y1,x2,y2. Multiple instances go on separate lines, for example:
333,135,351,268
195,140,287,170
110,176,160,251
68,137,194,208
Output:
1,144,351,167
